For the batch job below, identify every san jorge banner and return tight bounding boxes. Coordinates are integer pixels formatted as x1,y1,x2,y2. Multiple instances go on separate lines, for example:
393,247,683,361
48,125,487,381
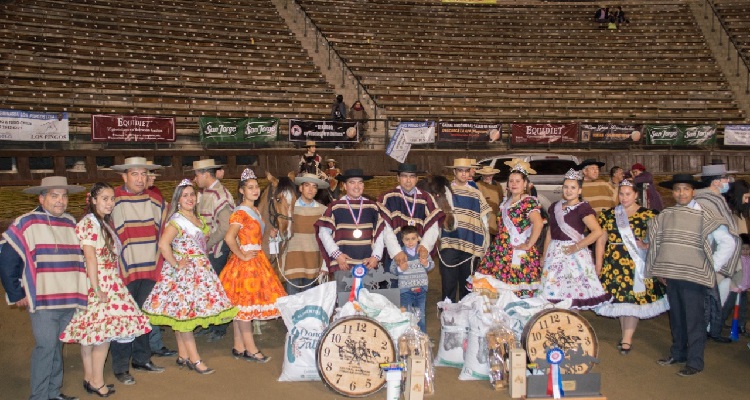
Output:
438,122,501,142
199,117,279,143
645,124,716,145
579,123,643,143
91,114,175,142
723,125,750,146
0,109,69,141
511,123,578,145
288,119,358,143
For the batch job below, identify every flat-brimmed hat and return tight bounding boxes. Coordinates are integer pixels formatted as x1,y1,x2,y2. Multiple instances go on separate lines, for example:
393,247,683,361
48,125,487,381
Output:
23,176,85,195
294,173,330,189
695,164,737,177
575,158,605,171
475,166,500,175
325,158,337,164
658,174,708,190
111,157,163,172
390,163,424,174
146,161,161,177
303,140,317,148
445,158,476,169
66,161,87,173
335,168,373,182
189,159,223,172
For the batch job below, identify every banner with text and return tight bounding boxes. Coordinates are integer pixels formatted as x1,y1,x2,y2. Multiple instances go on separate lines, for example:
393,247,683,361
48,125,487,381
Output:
91,115,176,142
0,109,69,141
579,123,643,143
438,122,502,142
385,123,419,163
199,117,279,143
402,121,436,145
288,119,358,143
723,125,750,146
511,123,578,145
644,124,716,145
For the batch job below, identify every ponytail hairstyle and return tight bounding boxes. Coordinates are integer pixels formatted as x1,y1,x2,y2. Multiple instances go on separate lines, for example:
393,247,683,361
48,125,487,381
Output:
86,182,116,255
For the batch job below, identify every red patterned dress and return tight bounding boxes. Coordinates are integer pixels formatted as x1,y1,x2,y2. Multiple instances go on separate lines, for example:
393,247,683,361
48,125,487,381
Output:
476,196,542,297
60,214,151,345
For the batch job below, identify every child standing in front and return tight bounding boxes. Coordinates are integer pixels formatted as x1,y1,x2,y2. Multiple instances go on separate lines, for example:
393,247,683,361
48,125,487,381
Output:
391,226,434,333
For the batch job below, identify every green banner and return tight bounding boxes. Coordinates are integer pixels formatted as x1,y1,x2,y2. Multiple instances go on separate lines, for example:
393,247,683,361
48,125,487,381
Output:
199,117,279,143
644,124,716,145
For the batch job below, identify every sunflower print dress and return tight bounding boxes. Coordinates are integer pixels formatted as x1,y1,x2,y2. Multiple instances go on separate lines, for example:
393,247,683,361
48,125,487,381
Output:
595,207,669,318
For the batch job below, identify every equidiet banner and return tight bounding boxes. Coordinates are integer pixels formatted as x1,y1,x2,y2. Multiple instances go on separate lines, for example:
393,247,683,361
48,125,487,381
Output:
0,109,69,141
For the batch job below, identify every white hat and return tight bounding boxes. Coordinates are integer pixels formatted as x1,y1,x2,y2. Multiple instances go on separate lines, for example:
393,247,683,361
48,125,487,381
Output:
695,164,737,177
110,157,163,172
23,176,85,195
294,173,330,189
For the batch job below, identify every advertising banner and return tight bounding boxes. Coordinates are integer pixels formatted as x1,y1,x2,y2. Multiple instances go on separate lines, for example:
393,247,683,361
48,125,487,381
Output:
0,109,69,141
438,122,501,142
199,117,279,143
511,123,578,145
579,123,643,143
385,123,413,163
401,121,435,145
645,124,716,145
91,115,176,142
288,119,358,143
723,125,750,146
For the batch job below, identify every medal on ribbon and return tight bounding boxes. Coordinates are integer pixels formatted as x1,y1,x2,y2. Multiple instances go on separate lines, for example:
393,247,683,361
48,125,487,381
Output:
399,187,418,227
546,347,565,399
345,195,364,239
349,264,368,302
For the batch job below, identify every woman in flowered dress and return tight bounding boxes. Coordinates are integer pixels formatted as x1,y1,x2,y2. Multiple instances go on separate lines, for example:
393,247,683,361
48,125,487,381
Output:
539,169,611,309
142,180,238,375
221,168,287,363
595,180,668,354
60,182,151,397
476,160,544,298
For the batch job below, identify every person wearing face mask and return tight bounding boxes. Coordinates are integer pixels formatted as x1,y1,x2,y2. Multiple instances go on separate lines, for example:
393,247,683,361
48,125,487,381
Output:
694,163,742,344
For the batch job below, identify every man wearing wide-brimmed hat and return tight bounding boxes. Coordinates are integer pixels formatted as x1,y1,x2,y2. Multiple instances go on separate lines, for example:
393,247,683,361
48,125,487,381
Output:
190,158,235,341
315,168,384,288
440,158,492,302
299,140,323,177
281,173,330,295
646,173,736,377
474,165,504,237
576,158,616,213
109,157,170,384
0,177,88,400
378,163,445,283
694,163,742,345
323,158,341,196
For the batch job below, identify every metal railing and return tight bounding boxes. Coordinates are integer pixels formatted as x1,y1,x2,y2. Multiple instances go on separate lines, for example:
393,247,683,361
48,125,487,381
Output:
704,0,750,94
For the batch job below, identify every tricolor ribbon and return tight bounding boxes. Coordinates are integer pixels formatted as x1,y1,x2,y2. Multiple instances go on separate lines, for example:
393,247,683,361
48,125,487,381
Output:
546,347,565,399
349,264,368,302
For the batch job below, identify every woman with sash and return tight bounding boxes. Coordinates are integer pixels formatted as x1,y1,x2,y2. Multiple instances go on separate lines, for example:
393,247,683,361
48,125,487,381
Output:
142,179,238,375
476,160,544,298
539,169,611,309
221,168,287,363
595,180,668,355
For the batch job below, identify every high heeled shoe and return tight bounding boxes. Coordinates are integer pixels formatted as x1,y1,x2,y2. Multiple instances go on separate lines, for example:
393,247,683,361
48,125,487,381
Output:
243,350,270,363
231,348,244,359
83,381,114,394
186,359,216,375
85,382,116,397
176,357,189,369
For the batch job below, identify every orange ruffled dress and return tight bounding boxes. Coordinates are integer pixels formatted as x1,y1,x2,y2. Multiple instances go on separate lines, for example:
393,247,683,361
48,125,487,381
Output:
220,206,286,321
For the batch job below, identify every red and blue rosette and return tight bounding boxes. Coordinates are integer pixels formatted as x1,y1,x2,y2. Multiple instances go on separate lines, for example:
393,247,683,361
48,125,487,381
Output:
349,264,368,302
546,347,565,399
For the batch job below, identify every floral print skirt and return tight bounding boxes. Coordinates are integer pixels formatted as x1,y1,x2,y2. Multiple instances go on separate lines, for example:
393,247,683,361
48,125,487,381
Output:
539,240,611,310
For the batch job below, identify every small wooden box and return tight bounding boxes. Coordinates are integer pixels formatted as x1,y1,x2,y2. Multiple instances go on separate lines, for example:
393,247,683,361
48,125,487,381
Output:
405,356,426,400
509,349,527,399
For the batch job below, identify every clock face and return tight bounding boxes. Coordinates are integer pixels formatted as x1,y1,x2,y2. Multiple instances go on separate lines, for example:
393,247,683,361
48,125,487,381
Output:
316,316,396,397
522,309,599,374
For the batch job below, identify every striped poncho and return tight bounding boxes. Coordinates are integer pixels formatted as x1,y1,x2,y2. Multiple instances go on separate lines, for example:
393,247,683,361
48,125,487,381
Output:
198,180,234,256
378,187,445,254
1,207,87,312
112,186,165,284
282,202,327,280
440,185,491,257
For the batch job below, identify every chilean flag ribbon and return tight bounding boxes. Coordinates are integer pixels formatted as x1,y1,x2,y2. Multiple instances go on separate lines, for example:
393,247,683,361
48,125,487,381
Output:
546,347,565,399
349,264,368,302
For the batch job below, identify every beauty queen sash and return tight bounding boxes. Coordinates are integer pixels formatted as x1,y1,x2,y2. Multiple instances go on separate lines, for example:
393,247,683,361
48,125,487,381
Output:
553,201,584,243
502,198,532,266
615,205,647,294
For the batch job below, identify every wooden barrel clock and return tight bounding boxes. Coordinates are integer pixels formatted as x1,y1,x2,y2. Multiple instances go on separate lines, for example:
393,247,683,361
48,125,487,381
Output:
521,308,599,374
316,316,397,397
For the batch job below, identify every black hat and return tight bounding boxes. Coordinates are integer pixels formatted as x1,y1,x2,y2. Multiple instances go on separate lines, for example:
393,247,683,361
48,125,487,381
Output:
658,174,708,190
335,168,373,182
390,163,424,174
575,158,606,171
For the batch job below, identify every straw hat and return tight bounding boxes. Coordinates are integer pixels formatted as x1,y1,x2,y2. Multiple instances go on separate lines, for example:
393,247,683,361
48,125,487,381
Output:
66,161,87,173
304,140,317,148
189,159,223,172
294,173,330,189
110,157,163,172
445,158,477,169
23,176,85,195
475,166,500,175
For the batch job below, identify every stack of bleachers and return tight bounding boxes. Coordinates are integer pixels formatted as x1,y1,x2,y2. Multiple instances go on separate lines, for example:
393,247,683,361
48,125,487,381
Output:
0,0,334,138
298,0,744,123
712,0,750,60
